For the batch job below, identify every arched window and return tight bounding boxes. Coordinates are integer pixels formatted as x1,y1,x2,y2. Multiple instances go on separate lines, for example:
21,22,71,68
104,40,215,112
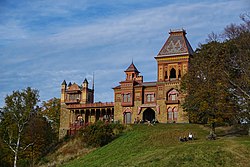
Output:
170,68,176,80
173,107,178,121
167,107,172,121
165,71,168,79
167,89,179,101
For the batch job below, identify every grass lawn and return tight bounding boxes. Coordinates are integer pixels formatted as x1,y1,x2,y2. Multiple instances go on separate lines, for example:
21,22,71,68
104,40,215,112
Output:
62,124,250,167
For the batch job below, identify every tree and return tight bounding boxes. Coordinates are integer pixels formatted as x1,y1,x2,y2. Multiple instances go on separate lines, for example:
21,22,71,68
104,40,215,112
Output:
21,114,55,166
182,14,250,135
40,98,60,140
1,87,40,167
182,42,237,134
223,14,250,123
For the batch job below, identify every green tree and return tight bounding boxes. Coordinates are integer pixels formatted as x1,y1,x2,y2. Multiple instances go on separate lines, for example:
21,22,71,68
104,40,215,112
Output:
21,114,55,166
182,15,250,135
182,42,236,134
40,97,60,140
1,87,40,167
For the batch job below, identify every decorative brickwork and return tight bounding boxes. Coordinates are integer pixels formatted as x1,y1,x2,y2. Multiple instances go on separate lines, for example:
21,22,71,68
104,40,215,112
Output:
59,29,193,139
113,29,193,124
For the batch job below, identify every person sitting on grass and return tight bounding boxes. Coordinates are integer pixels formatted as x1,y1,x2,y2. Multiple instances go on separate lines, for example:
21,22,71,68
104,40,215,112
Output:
179,136,185,142
188,132,193,140
179,136,188,142
183,136,188,141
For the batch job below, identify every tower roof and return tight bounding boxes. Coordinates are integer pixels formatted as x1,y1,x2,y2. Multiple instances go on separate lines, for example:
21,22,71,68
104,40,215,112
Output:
83,78,88,84
61,80,66,85
67,83,80,91
125,62,140,73
157,29,194,57
68,82,72,87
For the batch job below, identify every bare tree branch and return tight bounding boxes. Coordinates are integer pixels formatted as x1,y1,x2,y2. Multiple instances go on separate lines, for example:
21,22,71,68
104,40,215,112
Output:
224,71,250,100
3,139,16,153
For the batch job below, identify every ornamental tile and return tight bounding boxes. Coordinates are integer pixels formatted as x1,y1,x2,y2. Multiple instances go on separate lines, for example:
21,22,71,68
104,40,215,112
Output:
157,29,194,57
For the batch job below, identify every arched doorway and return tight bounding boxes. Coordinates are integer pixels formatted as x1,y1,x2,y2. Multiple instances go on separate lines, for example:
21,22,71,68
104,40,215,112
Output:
143,108,155,122
124,112,131,124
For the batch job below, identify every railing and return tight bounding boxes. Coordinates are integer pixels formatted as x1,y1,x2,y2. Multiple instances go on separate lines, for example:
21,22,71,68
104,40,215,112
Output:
67,102,114,109
65,99,80,104
69,122,85,129
165,100,180,104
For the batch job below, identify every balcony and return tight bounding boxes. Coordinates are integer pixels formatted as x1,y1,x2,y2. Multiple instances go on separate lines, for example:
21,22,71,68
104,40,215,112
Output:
165,100,179,104
67,102,114,109
65,98,80,104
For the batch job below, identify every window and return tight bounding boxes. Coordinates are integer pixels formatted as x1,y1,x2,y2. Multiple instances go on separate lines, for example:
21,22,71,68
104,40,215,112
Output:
165,71,168,79
169,94,177,101
146,93,155,102
123,93,131,103
168,107,173,121
167,89,178,101
173,107,178,120
68,94,80,101
170,68,176,80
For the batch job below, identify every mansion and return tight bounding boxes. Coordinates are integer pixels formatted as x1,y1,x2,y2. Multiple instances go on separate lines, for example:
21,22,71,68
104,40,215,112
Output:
59,29,194,139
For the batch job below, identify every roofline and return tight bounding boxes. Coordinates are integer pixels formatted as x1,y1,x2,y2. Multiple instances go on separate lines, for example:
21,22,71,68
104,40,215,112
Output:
155,53,191,58
112,86,121,89
169,28,186,34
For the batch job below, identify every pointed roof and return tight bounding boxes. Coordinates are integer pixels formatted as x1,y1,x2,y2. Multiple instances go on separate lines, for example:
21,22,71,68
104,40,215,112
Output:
68,83,80,91
157,29,194,57
61,80,66,85
68,82,72,87
83,78,88,84
125,62,140,73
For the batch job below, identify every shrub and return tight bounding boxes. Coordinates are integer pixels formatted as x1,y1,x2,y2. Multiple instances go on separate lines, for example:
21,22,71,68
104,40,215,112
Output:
81,121,125,147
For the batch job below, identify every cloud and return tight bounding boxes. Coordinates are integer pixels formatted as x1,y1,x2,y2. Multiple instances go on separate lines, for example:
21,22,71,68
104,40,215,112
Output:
0,0,249,106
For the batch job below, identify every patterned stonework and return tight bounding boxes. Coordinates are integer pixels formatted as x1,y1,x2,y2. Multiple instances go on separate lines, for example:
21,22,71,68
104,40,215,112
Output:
157,30,193,57
159,36,187,55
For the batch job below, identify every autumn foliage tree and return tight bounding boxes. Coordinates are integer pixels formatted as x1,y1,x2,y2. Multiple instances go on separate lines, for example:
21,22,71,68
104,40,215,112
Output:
182,14,250,134
182,42,237,133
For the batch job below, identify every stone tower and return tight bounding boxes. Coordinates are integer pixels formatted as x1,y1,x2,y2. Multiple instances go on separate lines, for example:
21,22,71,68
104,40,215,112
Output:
155,29,194,123
113,29,194,124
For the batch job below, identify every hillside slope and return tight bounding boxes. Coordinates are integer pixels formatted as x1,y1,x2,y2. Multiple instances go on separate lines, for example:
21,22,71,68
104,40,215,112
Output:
63,124,250,167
